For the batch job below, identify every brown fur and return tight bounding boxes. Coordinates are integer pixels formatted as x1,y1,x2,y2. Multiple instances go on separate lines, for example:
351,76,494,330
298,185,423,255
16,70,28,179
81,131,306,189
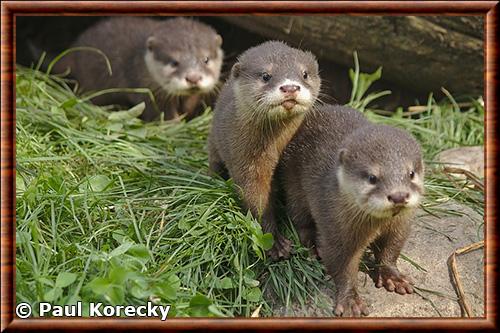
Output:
276,104,424,316
208,41,321,259
54,17,223,121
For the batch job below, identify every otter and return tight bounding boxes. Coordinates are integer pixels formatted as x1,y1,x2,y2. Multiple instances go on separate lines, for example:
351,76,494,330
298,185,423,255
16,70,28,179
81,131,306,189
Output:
276,104,424,316
54,17,223,121
208,41,321,259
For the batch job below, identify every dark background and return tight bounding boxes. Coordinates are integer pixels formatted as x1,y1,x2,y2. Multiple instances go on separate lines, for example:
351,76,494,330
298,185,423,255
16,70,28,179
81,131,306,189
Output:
16,16,484,110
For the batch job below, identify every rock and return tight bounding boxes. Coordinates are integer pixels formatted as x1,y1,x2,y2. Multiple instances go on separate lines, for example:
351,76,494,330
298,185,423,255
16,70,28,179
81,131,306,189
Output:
435,146,484,179
270,201,484,317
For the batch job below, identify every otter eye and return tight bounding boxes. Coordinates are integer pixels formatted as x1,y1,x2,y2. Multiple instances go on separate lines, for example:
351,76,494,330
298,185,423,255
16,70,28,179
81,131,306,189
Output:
261,72,272,82
169,60,179,67
303,71,309,80
409,170,416,180
203,56,210,64
368,174,377,185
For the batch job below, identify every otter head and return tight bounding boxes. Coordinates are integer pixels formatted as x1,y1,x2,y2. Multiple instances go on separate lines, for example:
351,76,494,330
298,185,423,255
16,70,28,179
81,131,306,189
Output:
336,125,424,219
231,41,321,119
144,18,223,96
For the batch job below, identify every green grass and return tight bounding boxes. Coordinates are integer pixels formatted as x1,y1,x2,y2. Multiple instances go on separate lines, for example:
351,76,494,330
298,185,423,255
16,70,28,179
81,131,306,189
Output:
15,55,484,317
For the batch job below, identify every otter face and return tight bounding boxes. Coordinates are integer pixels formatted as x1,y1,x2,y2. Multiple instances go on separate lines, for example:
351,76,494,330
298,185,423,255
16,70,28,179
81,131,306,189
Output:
144,32,223,96
231,41,321,119
336,126,424,219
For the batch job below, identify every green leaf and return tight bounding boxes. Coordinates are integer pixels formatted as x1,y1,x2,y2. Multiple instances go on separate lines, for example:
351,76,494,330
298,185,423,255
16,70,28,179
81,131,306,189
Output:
108,102,145,121
243,287,262,302
207,304,226,317
128,244,151,264
155,275,180,300
86,174,113,192
189,294,212,317
130,284,151,299
217,277,235,289
59,98,79,109
244,276,260,288
106,122,123,132
109,242,133,258
109,266,130,284
55,272,77,288
86,277,112,295
44,287,62,302
126,127,147,139
106,286,125,305
259,233,274,251
37,277,54,287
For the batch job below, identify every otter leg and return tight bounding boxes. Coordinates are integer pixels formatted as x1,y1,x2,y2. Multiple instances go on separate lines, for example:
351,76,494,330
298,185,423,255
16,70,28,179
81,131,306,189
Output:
317,229,369,317
262,195,292,261
329,248,370,317
207,137,229,180
287,202,317,257
261,176,291,260
298,224,318,258
127,93,163,122
236,170,291,260
162,99,181,121
371,219,413,295
181,94,203,120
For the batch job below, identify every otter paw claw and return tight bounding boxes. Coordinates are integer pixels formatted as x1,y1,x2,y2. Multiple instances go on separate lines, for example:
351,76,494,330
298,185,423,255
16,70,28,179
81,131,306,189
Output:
334,294,369,317
267,236,292,260
375,266,414,295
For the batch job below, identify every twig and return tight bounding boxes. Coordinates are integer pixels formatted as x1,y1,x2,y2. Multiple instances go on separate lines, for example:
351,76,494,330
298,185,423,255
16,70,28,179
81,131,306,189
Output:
442,166,484,192
372,101,475,117
447,240,484,317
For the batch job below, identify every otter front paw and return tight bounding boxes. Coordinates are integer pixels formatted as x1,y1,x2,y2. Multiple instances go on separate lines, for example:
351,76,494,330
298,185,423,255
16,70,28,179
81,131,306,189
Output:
334,294,369,317
267,235,292,260
375,265,414,295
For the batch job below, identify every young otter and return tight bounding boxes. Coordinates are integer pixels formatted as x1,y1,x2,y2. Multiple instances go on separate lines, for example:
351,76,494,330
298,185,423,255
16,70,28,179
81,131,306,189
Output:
55,17,223,121
277,104,424,316
208,41,321,259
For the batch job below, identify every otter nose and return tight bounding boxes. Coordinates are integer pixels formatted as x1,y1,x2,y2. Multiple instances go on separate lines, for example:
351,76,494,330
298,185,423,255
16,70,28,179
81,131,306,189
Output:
388,192,410,205
280,84,300,94
185,74,202,85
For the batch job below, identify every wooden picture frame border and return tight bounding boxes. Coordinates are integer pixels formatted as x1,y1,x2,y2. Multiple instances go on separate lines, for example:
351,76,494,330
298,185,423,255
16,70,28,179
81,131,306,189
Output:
1,1,497,331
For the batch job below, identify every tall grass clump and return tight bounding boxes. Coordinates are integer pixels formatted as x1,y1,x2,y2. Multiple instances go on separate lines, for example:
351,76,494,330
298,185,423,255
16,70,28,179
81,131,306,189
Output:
15,65,330,317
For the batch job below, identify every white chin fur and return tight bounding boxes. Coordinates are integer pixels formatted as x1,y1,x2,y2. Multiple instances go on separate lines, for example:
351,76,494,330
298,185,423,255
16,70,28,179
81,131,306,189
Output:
167,76,215,95
263,79,313,109
145,51,217,96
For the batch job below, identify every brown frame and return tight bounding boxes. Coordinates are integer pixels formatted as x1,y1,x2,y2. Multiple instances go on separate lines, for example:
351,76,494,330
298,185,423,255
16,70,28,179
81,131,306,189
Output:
1,1,497,331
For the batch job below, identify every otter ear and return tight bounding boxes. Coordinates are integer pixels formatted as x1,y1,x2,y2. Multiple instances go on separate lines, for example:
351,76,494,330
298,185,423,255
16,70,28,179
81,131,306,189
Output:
146,36,156,52
214,34,223,47
231,62,241,78
338,149,347,165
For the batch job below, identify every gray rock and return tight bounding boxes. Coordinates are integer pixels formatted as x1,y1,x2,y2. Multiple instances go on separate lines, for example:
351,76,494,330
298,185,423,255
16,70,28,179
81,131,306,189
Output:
435,146,484,179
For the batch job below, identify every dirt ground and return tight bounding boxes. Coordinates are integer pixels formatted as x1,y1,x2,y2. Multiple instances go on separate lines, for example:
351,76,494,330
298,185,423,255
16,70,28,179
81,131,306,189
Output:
272,201,484,317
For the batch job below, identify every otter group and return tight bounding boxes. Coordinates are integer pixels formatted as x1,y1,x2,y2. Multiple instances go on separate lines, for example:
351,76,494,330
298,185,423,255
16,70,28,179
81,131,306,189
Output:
57,18,424,317
208,42,424,317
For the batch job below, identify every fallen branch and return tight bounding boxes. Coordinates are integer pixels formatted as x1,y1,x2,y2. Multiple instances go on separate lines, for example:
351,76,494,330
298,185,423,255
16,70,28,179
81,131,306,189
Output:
447,240,484,317
443,166,484,192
